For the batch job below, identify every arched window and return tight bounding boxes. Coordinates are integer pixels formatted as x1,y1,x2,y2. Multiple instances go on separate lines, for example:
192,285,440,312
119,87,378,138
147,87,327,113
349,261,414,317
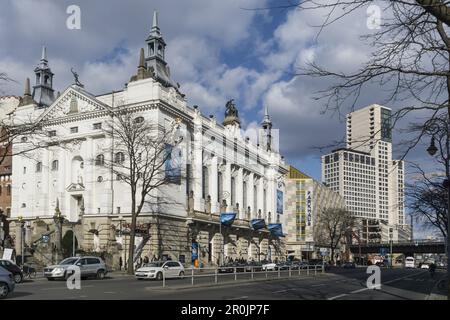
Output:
36,162,42,172
52,160,59,171
115,152,125,164
95,154,104,166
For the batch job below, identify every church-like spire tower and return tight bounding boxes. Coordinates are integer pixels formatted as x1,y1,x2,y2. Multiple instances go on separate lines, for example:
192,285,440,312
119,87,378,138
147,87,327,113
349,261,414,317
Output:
18,78,35,107
32,45,55,108
261,105,272,151
144,11,177,88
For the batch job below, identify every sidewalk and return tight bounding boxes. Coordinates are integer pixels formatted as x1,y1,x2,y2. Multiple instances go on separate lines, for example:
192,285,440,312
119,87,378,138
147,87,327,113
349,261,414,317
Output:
427,273,448,300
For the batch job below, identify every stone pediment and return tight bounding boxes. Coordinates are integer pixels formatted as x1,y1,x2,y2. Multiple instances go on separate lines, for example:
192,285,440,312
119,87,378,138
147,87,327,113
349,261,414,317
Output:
66,182,85,192
38,86,111,123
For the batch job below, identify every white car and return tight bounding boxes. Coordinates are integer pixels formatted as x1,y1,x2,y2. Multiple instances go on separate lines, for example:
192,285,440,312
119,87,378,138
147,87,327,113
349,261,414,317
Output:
261,263,277,271
420,263,430,269
135,261,184,280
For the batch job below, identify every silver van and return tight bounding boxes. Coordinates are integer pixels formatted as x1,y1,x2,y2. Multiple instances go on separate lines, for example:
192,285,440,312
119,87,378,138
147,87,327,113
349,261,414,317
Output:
44,256,108,280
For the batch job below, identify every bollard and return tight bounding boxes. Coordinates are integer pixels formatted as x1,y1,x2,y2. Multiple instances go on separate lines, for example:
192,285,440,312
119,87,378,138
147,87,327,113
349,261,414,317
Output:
307,265,310,276
234,267,237,281
215,268,218,284
298,265,301,276
251,267,254,280
289,266,292,278
191,268,194,286
278,267,280,278
314,265,317,276
265,268,268,279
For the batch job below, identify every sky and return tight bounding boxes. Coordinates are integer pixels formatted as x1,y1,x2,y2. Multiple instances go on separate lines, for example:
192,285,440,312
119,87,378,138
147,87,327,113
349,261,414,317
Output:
0,0,443,238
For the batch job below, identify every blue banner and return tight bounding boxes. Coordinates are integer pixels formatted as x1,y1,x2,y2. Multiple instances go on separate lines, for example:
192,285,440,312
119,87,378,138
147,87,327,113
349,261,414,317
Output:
268,223,284,237
277,190,283,214
192,242,199,261
165,143,181,184
220,213,236,226
250,219,266,230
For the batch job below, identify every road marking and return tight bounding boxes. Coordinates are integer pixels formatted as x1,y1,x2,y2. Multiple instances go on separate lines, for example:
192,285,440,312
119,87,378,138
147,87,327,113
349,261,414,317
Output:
350,288,370,294
328,271,428,300
41,285,94,291
312,284,326,287
328,294,348,300
103,291,116,294
273,289,288,293
227,296,248,300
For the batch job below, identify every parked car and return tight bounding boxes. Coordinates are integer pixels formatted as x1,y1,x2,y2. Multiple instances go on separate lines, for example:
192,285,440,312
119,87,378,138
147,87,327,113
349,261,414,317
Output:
0,266,15,299
342,262,356,269
218,262,235,273
0,260,23,283
420,263,430,269
135,261,184,280
245,262,262,272
44,256,108,281
262,262,277,271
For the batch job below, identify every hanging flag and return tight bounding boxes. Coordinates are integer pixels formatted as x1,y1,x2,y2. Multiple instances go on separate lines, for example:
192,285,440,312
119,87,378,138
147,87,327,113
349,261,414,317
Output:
250,219,266,230
220,213,236,226
268,223,285,237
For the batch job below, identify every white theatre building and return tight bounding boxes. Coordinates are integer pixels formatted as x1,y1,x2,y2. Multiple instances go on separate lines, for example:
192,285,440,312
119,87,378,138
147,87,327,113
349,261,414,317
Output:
8,12,288,267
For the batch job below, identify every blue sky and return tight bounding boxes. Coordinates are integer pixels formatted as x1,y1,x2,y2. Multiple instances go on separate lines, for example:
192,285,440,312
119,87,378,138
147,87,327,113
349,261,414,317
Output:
0,0,443,238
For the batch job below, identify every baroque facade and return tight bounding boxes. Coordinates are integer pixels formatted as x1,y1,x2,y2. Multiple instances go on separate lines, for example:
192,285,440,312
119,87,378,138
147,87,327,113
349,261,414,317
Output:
7,12,288,268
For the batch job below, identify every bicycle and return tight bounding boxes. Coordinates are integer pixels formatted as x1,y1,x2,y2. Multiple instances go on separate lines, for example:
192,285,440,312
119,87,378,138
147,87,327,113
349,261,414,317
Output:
22,264,37,279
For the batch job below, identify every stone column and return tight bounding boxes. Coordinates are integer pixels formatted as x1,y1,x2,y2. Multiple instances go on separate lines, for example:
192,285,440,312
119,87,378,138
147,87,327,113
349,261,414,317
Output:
248,172,254,219
258,178,264,217
223,163,232,211
192,110,203,212
236,168,244,219
210,157,218,214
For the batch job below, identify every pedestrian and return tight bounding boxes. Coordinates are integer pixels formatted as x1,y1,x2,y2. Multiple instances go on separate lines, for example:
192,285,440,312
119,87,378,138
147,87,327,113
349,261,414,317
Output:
143,256,149,264
119,256,123,271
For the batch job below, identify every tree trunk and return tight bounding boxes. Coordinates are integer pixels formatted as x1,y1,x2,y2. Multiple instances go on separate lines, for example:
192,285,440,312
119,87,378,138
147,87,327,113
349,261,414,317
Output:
127,196,137,275
330,247,335,264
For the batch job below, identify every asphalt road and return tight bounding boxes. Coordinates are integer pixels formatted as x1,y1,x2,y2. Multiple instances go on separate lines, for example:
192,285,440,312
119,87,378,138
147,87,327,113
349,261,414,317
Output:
5,267,446,300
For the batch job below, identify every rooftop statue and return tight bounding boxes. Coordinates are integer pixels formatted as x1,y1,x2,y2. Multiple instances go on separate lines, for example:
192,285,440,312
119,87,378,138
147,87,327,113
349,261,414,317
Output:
225,99,238,118
71,67,84,87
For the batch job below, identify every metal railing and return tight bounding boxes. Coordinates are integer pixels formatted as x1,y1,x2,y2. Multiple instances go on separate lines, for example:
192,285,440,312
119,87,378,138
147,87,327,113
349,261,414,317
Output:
156,264,325,288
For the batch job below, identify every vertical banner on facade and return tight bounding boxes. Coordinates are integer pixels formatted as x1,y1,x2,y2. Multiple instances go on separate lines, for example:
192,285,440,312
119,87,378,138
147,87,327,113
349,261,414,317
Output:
192,242,199,265
306,187,313,227
164,143,181,184
276,190,283,214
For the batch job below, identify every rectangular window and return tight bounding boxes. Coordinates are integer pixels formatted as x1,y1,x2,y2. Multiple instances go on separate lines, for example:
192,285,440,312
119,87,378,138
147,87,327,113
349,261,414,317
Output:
93,123,102,130
48,130,56,137
70,127,78,134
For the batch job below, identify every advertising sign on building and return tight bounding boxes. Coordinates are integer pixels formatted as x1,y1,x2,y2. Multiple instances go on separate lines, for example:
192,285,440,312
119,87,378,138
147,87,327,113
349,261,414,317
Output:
276,190,283,214
306,187,313,227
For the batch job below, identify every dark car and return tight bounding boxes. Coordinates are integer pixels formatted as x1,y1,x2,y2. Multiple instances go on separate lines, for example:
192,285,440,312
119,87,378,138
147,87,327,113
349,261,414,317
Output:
342,262,356,269
0,260,23,283
245,262,262,272
218,263,234,273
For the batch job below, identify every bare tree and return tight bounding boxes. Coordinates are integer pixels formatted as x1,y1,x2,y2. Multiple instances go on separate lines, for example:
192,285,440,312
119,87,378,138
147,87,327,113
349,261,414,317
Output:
315,208,356,264
100,110,183,274
407,164,448,237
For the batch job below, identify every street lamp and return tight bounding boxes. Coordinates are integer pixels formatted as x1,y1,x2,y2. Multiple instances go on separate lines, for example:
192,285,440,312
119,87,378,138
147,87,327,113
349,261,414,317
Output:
17,216,25,267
